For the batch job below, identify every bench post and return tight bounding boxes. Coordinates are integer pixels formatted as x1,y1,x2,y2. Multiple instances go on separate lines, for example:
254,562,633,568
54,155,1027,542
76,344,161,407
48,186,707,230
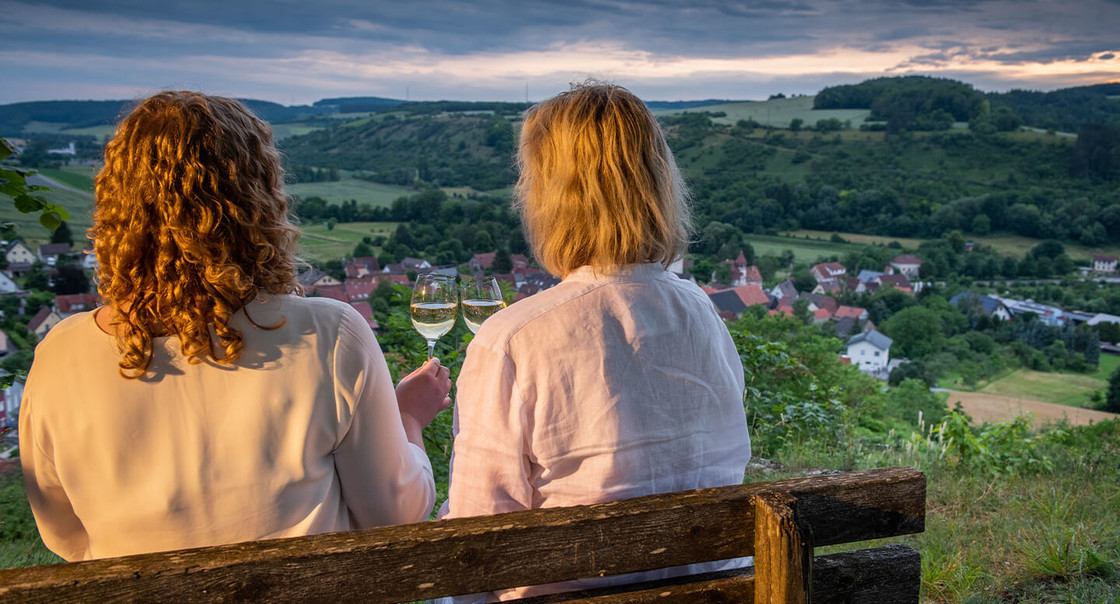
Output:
752,491,812,604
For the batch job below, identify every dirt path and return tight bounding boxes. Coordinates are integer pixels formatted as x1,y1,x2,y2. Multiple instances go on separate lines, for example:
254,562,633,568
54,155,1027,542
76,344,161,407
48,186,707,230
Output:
945,390,1119,427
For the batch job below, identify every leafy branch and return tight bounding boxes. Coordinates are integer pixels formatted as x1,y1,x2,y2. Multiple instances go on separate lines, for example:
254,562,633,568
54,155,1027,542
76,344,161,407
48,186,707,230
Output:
0,137,70,232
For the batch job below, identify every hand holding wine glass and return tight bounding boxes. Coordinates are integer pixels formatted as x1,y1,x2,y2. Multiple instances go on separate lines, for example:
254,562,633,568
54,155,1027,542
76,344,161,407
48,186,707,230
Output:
460,277,506,334
410,273,458,359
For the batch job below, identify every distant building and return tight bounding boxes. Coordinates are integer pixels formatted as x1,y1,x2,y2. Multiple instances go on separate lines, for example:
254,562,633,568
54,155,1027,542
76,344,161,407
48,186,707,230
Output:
845,329,893,375
56,293,102,316
950,292,1012,322
348,301,379,330
37,243,72,266
1092,255,1118,274
5,241,34,266
708,284,770,319
27,306,62,338
834,305,868,321
890,255,923,280
344,257,380,279
811,262,847,284
298,268,342,292
0,273,19,295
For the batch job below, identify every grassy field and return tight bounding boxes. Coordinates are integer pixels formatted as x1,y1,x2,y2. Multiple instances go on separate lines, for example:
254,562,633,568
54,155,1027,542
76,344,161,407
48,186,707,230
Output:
36,166,96,193
666,96,872,129
298,221,397,262
743,233,864,263
968,233,1120,263
0,176,94,240
285,177,412,206
785,229,924,249
975,365,1113,407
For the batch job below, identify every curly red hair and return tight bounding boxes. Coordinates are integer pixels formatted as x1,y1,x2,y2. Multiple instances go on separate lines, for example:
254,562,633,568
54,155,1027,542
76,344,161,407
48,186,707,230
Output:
92,91,301,378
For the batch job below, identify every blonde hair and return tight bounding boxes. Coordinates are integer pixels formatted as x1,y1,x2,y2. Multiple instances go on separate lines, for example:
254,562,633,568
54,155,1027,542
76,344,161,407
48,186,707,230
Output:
92,91,301,378
514,82,691,276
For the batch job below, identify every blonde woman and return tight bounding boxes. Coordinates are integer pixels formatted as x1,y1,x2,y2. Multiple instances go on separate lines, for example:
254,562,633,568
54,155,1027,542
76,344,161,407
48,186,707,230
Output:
442,83,751,600
19,91,451,561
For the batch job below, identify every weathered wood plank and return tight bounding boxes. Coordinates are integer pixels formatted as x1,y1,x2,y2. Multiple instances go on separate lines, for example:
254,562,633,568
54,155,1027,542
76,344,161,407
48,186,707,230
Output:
0,468,924,603
752,492,810,604
511,545,919,603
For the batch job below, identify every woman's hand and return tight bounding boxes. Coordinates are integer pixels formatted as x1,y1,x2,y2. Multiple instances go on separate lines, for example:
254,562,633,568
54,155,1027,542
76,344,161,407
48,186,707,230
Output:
395,358,452,448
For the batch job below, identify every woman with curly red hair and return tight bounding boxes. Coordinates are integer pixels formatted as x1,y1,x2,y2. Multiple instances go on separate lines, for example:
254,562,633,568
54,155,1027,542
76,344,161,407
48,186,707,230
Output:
19,91,450,561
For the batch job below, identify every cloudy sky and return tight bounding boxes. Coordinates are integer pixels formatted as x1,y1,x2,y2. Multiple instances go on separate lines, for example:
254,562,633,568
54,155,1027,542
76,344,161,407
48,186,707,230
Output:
2,0,1118,105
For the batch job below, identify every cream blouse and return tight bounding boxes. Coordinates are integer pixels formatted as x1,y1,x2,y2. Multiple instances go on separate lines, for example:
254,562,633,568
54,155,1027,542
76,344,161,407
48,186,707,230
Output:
20,295,434,561
443,264,751,600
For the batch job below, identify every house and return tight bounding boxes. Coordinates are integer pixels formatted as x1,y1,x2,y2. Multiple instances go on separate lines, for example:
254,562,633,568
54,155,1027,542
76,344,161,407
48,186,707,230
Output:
950,293,1012,322
770,279,798,301
384,257,433,275
312,284,348,303
998,297,1069,327
890,255,923,280
5,240,35,266
37,243,72,266
0,331,11,358
0,272,19,295
811,262,847,284
344,257,380,279
1092,255,1118,274
708,284,771,319
720,251,762,287
56,293,101,316
469,252,529,274
1087,313,1120,327
297,268,342,292
343,277,377,302
811,280,842,295
834,305,868,321
27,306,62,338
845,329,893,375
1,377,25,430
875,273,913,294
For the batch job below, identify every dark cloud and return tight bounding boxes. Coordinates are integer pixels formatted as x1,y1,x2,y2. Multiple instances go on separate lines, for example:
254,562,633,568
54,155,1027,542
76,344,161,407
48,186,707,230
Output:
1,0,1117,103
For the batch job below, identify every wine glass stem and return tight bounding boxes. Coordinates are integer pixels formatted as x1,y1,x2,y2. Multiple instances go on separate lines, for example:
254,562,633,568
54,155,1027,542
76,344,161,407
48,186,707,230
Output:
427,339,436,360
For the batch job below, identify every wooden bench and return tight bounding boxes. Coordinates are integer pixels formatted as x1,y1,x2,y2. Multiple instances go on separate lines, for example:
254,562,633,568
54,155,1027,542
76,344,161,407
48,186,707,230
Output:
0,466,925,603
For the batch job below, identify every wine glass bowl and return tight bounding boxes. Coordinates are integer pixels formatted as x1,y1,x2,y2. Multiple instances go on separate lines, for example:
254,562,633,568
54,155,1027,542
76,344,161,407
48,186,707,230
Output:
460,277,506,334
410,273,458,358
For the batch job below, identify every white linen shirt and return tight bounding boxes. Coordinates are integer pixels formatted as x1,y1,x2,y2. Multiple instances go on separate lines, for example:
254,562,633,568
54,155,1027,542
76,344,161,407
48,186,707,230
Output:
20,295,434,561
442,263,750,600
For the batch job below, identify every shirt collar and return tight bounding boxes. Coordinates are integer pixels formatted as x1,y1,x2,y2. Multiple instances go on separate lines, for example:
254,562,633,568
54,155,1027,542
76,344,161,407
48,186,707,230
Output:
562,263,667,284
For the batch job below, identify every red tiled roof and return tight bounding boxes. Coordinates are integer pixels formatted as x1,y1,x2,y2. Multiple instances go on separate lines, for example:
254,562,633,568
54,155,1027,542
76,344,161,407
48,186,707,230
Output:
741,266,763,283
834,305,866,319
732,284,770,307
56,292,101,314
314,284,348,302
892,254,922,265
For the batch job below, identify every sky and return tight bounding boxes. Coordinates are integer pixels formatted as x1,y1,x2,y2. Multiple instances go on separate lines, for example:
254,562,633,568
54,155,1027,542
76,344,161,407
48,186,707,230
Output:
1,0,1119,105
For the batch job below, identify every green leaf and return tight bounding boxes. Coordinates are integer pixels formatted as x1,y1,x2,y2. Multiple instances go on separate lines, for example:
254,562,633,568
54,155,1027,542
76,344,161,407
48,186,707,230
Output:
40,211,61,232
44,202,70,220
0,138,13,162
13,194,43,214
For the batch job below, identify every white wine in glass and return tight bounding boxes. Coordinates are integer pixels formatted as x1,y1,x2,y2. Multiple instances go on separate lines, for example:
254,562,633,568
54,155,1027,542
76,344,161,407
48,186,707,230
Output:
411,273,458,359
460,277,505,334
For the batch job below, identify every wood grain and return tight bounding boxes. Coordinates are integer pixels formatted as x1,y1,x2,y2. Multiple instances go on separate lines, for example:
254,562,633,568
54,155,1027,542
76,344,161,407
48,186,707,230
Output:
0,467,925,603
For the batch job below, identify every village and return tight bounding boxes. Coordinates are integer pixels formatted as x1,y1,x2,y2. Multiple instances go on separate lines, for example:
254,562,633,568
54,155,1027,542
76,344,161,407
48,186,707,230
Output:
4,235,1120,437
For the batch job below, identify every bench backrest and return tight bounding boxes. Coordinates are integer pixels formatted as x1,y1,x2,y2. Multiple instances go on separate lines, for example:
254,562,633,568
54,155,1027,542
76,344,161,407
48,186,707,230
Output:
0,466,925,603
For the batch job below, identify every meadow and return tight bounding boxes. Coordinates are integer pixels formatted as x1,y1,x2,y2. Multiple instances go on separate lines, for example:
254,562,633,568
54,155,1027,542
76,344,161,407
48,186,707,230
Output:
667,95,872,129
285,176,411,207
298,221,397,262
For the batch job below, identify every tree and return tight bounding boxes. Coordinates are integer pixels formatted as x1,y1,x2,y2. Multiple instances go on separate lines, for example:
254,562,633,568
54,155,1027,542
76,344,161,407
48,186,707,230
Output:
50,220,74,245
880,306,945,358
1106,365,1120,413
492,248,513,273
51,264,90,295
353,242,374,257
789,118,803,132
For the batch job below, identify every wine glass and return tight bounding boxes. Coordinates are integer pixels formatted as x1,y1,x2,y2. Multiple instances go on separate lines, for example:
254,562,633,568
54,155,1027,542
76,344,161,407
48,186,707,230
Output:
410,273,458,359
460,277,506,334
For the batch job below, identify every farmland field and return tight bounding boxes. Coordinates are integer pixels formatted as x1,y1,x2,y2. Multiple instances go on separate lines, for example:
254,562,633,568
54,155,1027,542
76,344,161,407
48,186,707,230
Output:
975,366,1112,407
37,166,96,193
945,390,1118,427
785,229,924,249
967,234,1120,262
666,96,872,129
285,177,412,206
742,233,860,263
1,174,95,240
298,221,397,262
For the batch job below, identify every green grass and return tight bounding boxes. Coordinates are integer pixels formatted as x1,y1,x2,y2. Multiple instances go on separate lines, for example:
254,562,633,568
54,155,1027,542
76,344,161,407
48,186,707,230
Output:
269,124,323,140
742,233,864,264
665,96,872,129
0,540,62,568
785,229,924,249
1091,353,1120,381
969,233,1120,263
59,124,116,138
757,420,1120,603
36,166,96,193
0,179,94,238
285,177,412,206
298,221,398,262
978,368,1108,407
